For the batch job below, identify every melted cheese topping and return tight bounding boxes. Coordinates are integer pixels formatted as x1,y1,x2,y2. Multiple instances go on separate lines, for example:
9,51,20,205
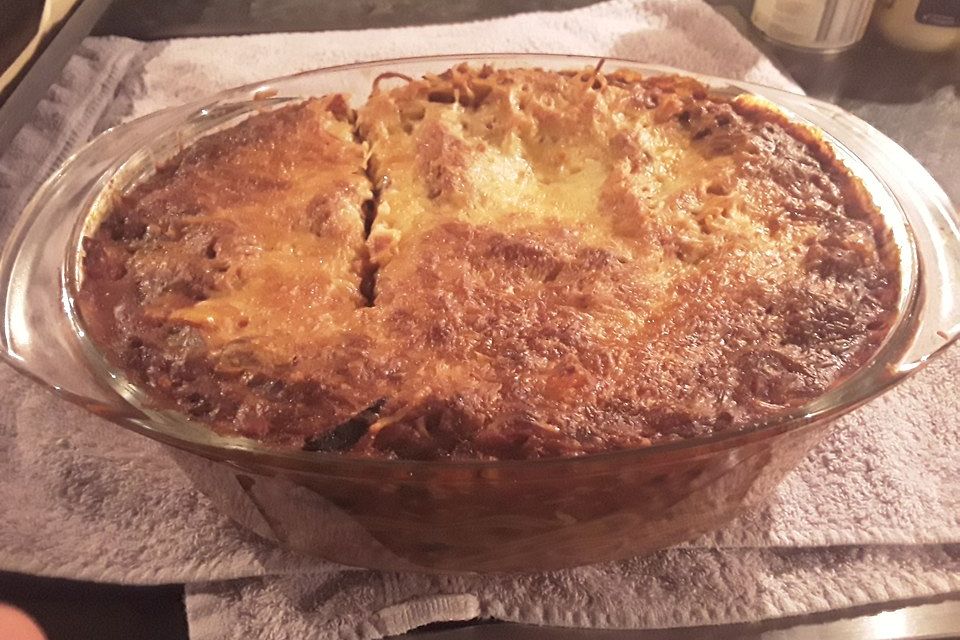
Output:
79,66,899,458
357,67,832,378
363,70,797,284
147,97,370,362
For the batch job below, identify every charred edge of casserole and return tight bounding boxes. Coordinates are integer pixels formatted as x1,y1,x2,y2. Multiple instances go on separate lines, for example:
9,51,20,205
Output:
303,398,387,452
733,98,900,273
731,98,902,368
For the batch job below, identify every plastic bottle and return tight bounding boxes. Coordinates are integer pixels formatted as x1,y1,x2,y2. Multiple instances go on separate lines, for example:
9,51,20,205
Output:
873,0,960,52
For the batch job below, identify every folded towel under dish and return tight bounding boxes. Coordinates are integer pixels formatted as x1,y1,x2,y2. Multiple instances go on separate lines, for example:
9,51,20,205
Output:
186,544,960,639
1,2,958,639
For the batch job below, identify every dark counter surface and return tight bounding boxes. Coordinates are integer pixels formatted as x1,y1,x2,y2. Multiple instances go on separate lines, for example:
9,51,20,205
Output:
711,1,959,206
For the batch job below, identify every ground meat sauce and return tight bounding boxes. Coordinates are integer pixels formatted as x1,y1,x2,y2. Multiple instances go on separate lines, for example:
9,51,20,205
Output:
77,66,900,460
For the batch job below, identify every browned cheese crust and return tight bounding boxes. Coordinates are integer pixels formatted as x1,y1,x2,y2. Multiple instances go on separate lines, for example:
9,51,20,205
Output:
78,65,900,460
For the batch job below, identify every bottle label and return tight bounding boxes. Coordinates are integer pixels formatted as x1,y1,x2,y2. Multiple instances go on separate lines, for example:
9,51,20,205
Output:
916,0,960,26
753,0,827,44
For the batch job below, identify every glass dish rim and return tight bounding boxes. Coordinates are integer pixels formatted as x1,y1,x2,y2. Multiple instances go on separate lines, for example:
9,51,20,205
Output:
18,52,955,473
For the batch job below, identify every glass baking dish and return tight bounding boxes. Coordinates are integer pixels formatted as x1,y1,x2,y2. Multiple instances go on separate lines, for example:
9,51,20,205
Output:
2,54,958,572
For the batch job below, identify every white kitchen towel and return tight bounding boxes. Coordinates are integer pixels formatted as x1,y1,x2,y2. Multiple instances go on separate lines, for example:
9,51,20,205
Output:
185,545,960,639
123,0,799,121
0,38,143,240
1,1,958,638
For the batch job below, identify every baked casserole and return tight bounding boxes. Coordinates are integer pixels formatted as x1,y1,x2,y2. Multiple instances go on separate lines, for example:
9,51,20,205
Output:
77,64,900,460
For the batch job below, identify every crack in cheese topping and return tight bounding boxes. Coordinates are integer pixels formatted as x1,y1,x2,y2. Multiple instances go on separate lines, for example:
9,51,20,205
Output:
78,66,899,459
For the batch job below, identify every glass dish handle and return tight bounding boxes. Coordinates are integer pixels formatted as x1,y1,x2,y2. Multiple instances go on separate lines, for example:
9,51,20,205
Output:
0,106,200,418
